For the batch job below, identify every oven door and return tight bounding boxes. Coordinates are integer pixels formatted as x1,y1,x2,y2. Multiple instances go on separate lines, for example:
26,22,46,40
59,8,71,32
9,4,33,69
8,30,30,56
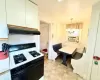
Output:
11,69,27,80
26,61,44,80
11,57,44,80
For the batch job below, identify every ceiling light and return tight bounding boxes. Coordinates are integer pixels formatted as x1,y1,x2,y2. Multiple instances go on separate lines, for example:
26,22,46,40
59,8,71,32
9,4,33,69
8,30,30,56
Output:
58,0,63,2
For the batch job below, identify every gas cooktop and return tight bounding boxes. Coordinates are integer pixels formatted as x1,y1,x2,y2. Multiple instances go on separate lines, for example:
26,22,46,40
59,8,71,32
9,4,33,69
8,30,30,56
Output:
9,43,44,69
29,51,40,57
13,54,27,64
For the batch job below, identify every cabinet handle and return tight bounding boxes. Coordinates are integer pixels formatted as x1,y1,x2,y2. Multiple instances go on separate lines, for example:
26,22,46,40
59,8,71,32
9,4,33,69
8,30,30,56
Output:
93,56,100,60
94,61,98,65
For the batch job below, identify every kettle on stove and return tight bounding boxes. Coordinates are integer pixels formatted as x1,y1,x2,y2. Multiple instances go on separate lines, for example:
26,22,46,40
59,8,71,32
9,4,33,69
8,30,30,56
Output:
0,43,9,60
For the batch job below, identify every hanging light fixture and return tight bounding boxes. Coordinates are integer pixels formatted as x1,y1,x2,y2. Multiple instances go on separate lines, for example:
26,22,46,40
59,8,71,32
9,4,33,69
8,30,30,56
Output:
69,18,73,32
70,18,73,25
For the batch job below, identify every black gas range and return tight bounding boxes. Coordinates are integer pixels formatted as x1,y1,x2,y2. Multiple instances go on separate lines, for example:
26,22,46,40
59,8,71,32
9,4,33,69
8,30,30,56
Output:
9,43,44,80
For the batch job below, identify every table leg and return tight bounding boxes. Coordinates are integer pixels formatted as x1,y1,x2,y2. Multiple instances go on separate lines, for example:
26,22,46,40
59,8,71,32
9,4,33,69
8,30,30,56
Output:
62,53,67,66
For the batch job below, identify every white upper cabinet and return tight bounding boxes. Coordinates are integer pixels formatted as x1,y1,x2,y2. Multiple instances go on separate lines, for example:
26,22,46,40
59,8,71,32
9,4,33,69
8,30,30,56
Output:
0,0,8,39
26,0,39,29
6,0,26,26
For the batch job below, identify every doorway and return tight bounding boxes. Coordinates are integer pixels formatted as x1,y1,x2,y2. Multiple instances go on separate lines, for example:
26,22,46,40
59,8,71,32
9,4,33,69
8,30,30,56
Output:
40,21,49,60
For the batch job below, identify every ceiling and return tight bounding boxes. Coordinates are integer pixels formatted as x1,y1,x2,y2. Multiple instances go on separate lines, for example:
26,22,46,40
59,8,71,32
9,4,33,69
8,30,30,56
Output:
32,0,100,23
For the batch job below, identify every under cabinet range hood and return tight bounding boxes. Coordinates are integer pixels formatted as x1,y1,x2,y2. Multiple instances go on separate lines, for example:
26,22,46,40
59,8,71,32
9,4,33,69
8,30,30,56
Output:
8,24,40,35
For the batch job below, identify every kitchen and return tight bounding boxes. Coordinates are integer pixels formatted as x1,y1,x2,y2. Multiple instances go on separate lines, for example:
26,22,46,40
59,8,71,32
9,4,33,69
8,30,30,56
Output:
0,0,44,80
1,0,100,80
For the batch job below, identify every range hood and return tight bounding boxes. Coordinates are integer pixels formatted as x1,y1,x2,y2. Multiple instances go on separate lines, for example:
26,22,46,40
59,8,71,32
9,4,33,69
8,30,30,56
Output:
8,24,40,35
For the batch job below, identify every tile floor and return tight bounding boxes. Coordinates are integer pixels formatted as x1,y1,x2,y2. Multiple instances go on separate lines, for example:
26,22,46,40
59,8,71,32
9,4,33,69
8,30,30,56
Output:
44,59,84,80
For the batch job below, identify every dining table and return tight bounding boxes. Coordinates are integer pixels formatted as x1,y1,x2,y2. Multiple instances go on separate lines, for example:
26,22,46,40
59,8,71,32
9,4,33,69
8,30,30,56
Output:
59,46,77,65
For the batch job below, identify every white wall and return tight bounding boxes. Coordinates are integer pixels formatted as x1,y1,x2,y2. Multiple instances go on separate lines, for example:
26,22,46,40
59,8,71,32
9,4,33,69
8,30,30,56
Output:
8,34,40,51
48,23,67,60
81,19,91,47
0,34,40,51
50,23,66,44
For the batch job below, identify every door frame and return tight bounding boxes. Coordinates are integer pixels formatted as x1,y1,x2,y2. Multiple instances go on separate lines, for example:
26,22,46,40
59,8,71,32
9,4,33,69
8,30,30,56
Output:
40,21,50,59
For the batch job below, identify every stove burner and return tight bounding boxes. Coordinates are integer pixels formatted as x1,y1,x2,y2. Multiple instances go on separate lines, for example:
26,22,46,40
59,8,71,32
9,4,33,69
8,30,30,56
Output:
29,51,40,57
14,54,27,64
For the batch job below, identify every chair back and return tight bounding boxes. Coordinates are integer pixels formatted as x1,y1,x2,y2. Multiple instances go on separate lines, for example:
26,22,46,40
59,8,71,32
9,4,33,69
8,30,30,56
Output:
53,43,62,52
72,52,83,60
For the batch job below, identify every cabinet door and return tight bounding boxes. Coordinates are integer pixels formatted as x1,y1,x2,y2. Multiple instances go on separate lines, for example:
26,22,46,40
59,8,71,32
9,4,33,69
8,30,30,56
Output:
6,0,26,26
90,14,100,80
0,58,9,74
0,0,8,38
0,71,11,80
26,60,44,80
26,0,39,29
87,2,100,80
11,70,27,80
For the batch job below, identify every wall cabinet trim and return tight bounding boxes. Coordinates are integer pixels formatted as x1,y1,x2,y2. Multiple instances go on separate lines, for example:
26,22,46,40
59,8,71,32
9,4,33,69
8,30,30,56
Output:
0,38,8,40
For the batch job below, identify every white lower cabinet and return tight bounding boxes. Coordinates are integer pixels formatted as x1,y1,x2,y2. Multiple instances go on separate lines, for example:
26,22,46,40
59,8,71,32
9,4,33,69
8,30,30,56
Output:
0,58,9,74
0,71,11,80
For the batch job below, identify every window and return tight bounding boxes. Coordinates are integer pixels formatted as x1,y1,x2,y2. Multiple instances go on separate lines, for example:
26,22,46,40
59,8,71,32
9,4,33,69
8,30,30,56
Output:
66,23,83,42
